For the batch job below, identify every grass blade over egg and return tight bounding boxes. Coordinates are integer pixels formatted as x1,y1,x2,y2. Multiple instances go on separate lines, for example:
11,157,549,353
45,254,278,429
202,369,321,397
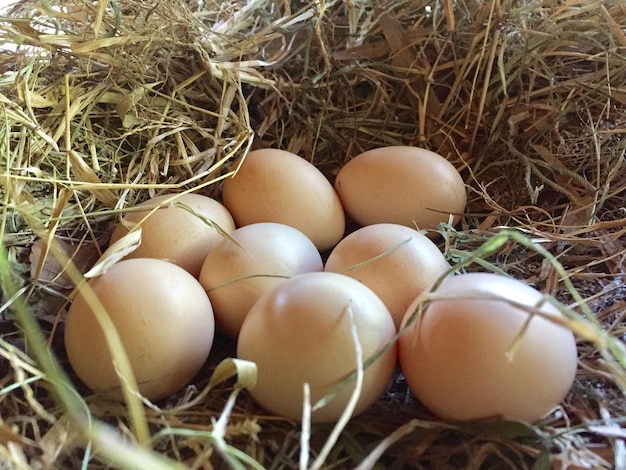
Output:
0,236,188,469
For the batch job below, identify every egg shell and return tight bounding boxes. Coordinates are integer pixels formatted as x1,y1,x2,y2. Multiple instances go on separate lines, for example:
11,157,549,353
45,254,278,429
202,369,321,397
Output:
334,146,466,232
399,272,578,422
64,258,215,401
109,193,235,278
199,222,323,338
324,223,450,329
221,148,345,251
237,271,397,423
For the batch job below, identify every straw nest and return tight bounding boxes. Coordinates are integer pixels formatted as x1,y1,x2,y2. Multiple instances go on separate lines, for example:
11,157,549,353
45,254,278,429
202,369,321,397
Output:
1,0,625,468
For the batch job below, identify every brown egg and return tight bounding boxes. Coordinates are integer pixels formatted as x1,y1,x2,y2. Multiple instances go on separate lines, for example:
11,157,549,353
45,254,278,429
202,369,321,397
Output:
109,193,235,278
334,146,466,233
199,222,323,338
222,149,345,251
64,258,215,401
237,272,397,423
324,223,450,329
399,272,578,422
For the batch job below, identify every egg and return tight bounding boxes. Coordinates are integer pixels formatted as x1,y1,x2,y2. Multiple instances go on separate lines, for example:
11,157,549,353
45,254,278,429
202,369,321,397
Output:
199,222,323,338
334,146,466,232
398,272,578,422
237,272,397,423
222,148,345,251
109,193,235,278
64,258,215,401
324,223,450,329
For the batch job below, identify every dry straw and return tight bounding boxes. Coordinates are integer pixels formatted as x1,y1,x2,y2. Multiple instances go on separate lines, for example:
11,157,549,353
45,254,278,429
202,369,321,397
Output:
1,0,626,468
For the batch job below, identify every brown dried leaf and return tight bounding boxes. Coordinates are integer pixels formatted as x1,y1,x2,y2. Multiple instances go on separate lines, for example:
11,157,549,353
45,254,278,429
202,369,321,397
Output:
29,237,101,289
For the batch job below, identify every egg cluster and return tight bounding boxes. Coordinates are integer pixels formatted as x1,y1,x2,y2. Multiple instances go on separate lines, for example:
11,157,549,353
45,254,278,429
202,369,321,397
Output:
64,146,578,424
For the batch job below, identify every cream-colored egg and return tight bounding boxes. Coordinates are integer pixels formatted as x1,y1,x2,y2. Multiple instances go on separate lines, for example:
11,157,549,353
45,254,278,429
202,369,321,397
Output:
199,222,323,338
324,223,450,329
334,146,466,233
222,149,345,251
64,258,215,401
399,272,578,422
237,272,397,423
109,193,235,278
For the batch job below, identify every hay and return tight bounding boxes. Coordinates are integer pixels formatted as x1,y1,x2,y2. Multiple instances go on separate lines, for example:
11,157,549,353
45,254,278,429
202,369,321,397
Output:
1,0,626,468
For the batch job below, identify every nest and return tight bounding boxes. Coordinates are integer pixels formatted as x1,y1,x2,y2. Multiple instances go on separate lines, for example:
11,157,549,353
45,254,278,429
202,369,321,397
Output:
1,0,625,468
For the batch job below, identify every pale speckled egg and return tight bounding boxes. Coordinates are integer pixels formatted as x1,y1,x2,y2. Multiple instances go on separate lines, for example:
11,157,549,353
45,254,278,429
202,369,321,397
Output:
64,258,215,401
199,222,323,338
221,149,345,251
399,272,578,422
334,146,466,233
324,223,450,329
109,193,235,278
237,272,397,423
